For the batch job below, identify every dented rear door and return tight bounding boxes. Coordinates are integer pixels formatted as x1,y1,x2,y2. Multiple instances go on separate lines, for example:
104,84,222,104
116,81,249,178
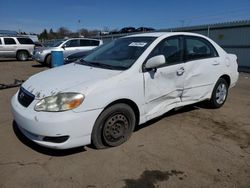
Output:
181,36,222,102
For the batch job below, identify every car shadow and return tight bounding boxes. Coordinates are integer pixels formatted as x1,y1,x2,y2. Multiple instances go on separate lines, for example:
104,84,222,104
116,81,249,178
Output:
0,59,18,62
134,102,209,132
32,64,47,68
12,102,212,155
0,59,33,62
12,121,86,156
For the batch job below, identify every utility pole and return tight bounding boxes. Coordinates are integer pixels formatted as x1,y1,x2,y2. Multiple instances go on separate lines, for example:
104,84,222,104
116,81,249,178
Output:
207,26,210,37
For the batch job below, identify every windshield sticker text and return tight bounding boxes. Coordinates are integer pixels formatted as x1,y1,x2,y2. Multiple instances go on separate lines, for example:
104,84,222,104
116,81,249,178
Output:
129,42,147,47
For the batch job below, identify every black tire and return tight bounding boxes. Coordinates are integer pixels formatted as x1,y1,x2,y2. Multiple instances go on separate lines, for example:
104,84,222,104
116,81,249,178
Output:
91,103,136,149
45,54,51,67
16,51,29,61
208,78,229,108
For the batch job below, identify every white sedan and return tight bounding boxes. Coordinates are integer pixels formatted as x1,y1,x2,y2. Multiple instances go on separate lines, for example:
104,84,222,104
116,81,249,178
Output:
11,32,239,149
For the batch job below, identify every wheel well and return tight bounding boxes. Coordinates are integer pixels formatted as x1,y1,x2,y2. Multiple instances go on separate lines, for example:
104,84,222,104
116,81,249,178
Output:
105,99,140,126
45,54,51,61
16,50,29,57
44,54,52,66
220,74,231,86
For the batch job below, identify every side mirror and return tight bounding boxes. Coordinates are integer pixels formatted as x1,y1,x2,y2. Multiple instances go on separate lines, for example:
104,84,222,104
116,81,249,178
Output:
144,55,165,70
62,45,66,50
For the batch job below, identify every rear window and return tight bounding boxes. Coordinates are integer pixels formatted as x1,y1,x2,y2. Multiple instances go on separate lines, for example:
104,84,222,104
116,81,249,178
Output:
80,39,100,46
4,38,16,45
17,38,34,44
0,39,2,45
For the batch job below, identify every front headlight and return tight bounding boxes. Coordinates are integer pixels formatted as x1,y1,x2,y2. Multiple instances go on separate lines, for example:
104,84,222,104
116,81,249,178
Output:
36,50,43,54
34,93,84,112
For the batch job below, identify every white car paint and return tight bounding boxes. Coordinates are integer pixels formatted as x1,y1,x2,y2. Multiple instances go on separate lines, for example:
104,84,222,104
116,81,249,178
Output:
11,32,239,149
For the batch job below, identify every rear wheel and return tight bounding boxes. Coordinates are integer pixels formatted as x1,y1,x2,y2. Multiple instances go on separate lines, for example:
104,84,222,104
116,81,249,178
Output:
92,103,136,149
208,78,229,108
16,51,29,61
45,54,51,67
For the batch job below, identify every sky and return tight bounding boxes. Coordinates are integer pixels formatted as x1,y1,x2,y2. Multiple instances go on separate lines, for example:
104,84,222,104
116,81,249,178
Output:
1,0,250,33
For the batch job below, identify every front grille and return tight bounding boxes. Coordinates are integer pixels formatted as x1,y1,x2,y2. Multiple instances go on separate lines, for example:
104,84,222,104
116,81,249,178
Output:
18,87,35,107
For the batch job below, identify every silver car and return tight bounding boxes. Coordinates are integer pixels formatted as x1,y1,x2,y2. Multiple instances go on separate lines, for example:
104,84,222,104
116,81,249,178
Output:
33,38,103,66
0,37,35,61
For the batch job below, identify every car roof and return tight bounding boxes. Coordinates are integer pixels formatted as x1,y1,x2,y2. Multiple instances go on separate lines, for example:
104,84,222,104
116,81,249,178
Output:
67,38,101,41
0,36,31,38
125,32,207,38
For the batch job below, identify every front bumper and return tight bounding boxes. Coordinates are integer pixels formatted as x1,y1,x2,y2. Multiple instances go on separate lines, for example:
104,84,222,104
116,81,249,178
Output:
11,93,103,149
32,52,46,63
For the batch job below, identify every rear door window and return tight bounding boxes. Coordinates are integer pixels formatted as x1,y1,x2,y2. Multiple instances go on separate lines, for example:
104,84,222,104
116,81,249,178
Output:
185,36,218,61
80,39,99,46
4,38,16,45
90,40,100,46
17,38,34,44
0,38,2,45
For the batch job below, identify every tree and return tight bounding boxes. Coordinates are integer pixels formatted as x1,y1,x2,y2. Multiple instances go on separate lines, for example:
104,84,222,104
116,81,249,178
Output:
57,27,71,38
38,29,48,41
38,26,103,41
78,28,87,37
48,28,56,39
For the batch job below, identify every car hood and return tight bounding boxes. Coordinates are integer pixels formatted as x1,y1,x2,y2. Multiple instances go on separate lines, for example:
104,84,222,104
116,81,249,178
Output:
36,47,58,52
22,63,122,99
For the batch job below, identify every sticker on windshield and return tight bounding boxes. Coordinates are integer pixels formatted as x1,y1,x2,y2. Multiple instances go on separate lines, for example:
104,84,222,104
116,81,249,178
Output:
129,42,147,47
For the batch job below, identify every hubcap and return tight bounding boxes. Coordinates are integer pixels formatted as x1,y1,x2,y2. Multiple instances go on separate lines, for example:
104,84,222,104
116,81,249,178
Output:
103,114,129,145
215,83,227,104
19,53,27,61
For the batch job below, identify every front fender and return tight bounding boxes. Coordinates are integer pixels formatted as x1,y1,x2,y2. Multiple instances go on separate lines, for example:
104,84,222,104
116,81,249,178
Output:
73,72,145,116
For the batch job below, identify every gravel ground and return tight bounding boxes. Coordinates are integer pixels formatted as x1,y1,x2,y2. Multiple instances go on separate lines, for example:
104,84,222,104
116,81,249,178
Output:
0,60,249,188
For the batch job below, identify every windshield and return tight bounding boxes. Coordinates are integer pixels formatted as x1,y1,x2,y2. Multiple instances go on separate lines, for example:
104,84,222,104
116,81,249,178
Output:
43,39,65,47
82,36,156,70
51,40,65,47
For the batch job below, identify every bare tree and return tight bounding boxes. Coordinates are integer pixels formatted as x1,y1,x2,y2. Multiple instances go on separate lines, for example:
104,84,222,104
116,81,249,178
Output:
57,27,71,38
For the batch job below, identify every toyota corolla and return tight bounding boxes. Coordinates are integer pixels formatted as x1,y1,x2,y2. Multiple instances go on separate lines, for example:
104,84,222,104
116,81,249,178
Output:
11,32,239,149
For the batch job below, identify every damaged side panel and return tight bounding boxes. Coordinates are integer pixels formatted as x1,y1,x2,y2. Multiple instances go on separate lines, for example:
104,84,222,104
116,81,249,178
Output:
143,64,184,120
181,57,222,102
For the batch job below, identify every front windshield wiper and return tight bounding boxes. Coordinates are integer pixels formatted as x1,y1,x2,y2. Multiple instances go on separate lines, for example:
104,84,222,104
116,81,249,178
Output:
78,59,94,67
92,62,127,70
90,62,118,70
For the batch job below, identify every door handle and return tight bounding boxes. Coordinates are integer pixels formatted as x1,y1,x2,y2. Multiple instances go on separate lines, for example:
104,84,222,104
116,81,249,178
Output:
176,67,185,76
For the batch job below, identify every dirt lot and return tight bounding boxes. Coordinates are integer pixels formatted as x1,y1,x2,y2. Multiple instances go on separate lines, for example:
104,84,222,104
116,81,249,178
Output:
0,60,250,188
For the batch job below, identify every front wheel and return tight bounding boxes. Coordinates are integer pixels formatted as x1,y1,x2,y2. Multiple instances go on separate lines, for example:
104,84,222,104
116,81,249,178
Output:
91,103,136,149
208,78,229,108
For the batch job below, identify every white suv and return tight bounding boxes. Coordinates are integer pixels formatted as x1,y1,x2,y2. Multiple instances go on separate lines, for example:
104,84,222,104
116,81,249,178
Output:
0,37,35,61
33,38,103,66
